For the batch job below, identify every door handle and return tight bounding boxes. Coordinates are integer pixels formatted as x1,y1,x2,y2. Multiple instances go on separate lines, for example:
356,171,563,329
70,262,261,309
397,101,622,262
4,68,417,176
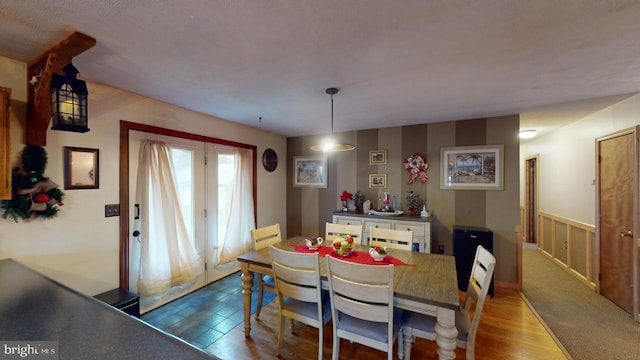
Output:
620,230,633,237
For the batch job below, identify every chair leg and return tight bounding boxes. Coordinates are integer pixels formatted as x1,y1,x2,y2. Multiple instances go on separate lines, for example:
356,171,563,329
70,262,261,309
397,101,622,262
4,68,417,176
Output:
332,335,340,360
402,327,415,360
276,315,285,356
255,280,264,321
397,327,404,360
317,324,323,360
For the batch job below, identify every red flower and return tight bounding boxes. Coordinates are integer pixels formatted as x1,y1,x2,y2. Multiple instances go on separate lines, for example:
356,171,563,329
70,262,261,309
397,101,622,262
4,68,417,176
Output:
340,191,353,202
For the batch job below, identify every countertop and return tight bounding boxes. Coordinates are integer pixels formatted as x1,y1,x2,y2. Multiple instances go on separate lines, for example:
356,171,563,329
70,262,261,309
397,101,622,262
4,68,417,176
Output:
0,259,218,360
333,211,433,222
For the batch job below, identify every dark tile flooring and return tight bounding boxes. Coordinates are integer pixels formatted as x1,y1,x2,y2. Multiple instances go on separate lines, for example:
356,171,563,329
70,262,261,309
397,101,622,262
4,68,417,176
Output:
141,271,275,350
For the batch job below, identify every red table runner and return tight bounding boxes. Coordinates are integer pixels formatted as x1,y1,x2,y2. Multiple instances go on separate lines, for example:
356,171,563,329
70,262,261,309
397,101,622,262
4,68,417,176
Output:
292,245,414,267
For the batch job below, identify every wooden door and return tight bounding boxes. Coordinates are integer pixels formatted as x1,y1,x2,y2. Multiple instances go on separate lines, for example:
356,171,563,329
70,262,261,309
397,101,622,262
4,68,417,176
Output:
525,156,538,244
0,87,11,200
598,131,635,314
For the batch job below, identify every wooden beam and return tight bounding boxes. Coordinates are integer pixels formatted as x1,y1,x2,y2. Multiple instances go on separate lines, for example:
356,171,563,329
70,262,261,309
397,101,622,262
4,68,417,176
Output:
26,32,96,146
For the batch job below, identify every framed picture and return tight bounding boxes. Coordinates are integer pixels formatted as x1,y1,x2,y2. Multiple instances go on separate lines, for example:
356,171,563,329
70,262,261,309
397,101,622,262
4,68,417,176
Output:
369,173,387,188
369,150,387,165
64,147,99,190
440,144,504,190
293,155,327,188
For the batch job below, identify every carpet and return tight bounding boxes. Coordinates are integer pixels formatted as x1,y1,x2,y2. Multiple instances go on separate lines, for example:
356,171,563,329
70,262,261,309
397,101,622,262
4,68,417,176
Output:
522,246,640,360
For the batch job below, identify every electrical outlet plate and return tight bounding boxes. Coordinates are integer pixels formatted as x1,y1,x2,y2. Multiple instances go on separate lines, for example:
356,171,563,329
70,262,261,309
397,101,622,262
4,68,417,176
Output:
105,204,120,217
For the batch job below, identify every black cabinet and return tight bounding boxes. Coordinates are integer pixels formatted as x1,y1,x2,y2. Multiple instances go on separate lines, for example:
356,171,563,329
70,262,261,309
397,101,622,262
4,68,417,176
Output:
95,288,140,317
453,225,494,297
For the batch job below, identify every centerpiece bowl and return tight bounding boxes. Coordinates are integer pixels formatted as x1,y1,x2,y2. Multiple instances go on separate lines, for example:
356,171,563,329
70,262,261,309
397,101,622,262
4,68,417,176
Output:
332,235,354,257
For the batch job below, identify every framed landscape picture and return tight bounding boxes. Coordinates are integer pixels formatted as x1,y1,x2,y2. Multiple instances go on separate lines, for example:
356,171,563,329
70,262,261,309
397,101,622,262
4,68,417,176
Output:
440,145,504,190
293,155,327,188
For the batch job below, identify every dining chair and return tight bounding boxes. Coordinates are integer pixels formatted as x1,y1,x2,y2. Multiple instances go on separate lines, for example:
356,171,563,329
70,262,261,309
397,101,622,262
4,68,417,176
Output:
250,223,282,320
325,255,403,360
269,246,331,360
326,222,364,245
369,227,413,251
399,245,496,360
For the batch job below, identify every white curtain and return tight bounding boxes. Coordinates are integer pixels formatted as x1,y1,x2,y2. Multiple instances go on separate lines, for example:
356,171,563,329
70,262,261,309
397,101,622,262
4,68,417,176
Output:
219,148,255,264
135,140,203,296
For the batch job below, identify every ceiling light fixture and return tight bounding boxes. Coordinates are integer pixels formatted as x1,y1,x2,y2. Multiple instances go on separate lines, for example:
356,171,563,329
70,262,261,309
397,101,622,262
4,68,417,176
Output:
310,87,355,152
519,129,536,139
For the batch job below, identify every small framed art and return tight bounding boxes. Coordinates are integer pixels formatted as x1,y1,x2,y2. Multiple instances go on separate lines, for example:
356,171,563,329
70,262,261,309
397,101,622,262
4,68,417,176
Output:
64,146,99,189
369,150,387,165
369,173,387,188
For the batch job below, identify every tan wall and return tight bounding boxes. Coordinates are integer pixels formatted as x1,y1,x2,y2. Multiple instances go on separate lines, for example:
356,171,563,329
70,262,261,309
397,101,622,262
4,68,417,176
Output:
0,56,287,295
287,115,520,285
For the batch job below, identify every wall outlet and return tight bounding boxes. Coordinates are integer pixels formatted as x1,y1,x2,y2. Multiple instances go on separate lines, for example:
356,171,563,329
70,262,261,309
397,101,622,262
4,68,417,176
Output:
105,204,120,217
438,245,445,254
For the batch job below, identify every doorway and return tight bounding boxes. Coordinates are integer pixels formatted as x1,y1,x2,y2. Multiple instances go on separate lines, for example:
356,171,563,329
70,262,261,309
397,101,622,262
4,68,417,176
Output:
524,155,539,244
597,128,638,318
118,121,257,313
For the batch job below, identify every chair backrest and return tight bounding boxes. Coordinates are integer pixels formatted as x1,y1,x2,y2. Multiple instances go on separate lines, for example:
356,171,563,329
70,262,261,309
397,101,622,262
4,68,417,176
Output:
326,222,364,245
269,245,324,323
325,255,395,352
370,227,413,251
464,245,496,347
251,224,282,251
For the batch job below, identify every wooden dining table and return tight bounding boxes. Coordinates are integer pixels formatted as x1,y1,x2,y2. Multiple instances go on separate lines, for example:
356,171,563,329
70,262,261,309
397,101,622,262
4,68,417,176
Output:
237,236,461,360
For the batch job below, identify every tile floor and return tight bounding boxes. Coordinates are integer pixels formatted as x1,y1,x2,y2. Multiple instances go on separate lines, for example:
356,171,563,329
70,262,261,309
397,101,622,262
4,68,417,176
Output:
141,271,275,350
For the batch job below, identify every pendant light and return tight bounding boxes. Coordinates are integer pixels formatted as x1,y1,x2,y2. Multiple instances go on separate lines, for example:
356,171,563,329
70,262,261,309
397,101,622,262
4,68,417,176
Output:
310,87,355,152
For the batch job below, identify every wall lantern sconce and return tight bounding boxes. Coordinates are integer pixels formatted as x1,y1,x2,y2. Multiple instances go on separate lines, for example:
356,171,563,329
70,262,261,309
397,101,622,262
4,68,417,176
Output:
51,63,89,133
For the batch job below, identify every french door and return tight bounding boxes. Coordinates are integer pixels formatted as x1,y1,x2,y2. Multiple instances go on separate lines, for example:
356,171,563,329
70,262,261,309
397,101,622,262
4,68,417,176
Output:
129,132,240,313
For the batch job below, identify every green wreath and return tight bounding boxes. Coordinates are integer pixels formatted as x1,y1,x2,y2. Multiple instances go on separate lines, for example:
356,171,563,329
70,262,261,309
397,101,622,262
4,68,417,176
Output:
1,145,64,222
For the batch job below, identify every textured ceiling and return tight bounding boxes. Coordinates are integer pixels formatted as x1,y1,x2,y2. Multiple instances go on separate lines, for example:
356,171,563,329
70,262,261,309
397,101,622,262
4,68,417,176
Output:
1,1,639,139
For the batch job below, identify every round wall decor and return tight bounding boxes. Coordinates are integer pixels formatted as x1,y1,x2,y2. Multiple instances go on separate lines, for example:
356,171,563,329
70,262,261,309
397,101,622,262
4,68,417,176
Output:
262,148,278,172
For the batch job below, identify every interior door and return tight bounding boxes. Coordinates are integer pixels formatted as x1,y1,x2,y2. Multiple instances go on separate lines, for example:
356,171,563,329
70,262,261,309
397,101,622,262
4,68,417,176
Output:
525,156,538,244
598,130,635,314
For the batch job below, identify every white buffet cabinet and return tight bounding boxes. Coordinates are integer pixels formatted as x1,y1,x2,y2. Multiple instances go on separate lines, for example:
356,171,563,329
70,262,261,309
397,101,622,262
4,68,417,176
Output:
332,212,431,253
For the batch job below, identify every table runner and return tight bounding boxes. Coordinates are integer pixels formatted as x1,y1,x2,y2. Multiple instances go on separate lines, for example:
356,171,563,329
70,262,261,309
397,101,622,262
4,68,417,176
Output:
292,245,414,266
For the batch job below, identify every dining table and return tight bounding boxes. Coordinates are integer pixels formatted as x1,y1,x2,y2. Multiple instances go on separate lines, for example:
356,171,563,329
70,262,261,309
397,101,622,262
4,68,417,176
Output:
237,236,461,360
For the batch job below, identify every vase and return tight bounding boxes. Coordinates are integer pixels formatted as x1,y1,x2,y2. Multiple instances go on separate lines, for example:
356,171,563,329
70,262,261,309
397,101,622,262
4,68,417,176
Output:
354,206,363,214
342,202,348,212
409,208,419,216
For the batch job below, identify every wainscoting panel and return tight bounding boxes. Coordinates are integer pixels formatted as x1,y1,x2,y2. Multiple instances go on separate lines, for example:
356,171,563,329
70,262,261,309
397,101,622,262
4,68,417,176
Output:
537,211,596,290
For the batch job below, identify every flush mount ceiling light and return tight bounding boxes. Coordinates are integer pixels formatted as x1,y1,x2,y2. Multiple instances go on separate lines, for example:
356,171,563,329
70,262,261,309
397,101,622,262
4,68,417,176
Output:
310,87,355,152
519,129,537,139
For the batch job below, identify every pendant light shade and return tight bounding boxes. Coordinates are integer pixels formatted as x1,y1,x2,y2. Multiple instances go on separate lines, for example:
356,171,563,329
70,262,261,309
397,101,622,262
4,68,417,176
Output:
310,87,355,152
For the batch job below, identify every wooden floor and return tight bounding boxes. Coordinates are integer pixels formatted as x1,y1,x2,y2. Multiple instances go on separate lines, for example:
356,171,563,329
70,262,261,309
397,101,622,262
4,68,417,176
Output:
204,287,568,359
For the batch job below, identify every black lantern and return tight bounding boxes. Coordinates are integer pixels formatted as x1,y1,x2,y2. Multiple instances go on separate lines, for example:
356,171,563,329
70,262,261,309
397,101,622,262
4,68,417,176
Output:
51,63,89,133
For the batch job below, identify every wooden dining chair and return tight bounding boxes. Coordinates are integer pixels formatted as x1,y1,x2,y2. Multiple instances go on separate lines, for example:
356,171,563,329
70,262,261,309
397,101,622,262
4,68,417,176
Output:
250,223,282,320
326,222,364,245
325,255,403,360
399,245,496,360
269,246,331,360
369,227,413,251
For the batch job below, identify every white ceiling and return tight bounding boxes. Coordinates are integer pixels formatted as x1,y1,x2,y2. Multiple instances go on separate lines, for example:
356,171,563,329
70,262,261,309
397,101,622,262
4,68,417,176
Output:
1,1,640,139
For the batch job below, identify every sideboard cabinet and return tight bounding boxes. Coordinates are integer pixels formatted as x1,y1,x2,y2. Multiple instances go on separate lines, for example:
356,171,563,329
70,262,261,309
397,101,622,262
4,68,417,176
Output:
0,86,10,200
332,212,431,253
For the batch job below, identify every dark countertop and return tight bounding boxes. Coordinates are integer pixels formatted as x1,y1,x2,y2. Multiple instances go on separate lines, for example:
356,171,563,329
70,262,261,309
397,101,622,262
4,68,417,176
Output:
0,259,219,360
333,211,433,223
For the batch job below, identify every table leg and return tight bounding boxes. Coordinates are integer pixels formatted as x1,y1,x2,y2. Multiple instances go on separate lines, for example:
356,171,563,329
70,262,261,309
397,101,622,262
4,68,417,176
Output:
240,262,254,337
435,308,457,360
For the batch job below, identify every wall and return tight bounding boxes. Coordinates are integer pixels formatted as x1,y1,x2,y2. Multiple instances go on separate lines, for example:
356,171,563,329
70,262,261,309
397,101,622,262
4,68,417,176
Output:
0,56,287,296
287,115,520,285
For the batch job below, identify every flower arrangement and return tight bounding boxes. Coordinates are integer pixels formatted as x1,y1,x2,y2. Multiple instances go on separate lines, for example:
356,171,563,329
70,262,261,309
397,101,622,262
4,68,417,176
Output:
353,190,365,212
340,191,353,202
371,245,386,255
406,191,422,215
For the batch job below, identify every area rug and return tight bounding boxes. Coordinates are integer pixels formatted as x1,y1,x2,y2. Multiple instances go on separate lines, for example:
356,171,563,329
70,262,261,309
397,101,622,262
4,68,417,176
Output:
522,246,640,360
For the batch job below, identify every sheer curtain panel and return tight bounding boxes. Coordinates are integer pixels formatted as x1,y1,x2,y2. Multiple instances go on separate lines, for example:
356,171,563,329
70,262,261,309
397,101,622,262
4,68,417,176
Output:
135,140,203,296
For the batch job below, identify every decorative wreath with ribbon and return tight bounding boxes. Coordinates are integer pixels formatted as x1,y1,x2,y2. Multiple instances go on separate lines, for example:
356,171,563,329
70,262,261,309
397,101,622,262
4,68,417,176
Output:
404,153,429,184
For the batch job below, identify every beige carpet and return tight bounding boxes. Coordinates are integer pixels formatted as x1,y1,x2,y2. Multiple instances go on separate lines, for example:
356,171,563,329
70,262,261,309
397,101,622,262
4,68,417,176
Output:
522,246,640,360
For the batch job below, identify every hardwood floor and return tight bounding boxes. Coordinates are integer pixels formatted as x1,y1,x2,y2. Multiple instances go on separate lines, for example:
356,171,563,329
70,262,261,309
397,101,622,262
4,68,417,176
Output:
204,287,568,359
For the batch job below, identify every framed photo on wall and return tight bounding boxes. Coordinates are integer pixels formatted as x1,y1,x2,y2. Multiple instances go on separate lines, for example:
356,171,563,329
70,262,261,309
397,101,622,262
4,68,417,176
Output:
293,155,327,188
64,147,99,189
440,144,504,190
369,150,387,165
369,173,387,188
